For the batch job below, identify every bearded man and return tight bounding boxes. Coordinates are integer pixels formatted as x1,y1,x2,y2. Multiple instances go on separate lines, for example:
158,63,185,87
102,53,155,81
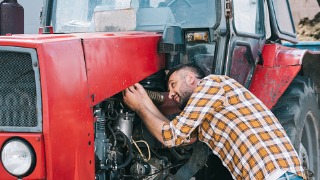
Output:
123,64,305,180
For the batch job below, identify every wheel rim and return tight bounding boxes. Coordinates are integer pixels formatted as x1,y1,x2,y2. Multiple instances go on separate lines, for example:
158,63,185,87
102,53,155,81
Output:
301,110,320,179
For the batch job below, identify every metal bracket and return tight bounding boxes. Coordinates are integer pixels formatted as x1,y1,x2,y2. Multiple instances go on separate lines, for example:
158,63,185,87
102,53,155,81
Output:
225,0,232,18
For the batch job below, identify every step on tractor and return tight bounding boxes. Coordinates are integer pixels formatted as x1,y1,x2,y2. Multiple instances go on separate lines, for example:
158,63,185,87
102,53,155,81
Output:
0,0,319,179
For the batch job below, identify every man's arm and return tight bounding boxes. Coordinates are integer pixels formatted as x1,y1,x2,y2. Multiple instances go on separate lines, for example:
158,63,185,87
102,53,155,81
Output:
123,84,169,144
133,83,169,122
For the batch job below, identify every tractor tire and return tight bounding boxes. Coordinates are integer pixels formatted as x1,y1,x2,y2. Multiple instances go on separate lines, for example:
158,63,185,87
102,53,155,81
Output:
272,75,320,180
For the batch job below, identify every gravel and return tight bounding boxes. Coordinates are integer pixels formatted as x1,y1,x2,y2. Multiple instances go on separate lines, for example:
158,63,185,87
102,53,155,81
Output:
296,12,320,41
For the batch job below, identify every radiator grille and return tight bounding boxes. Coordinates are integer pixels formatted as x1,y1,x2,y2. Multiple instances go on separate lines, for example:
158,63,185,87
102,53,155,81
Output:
0,51,38,128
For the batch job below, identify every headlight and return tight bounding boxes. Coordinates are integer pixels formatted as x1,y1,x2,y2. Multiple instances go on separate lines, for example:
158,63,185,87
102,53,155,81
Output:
1,138,36,177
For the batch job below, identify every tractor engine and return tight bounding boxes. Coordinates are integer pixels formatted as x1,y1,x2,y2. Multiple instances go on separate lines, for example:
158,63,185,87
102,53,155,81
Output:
92,71,210,180
93,72,178,179
93,97,171,180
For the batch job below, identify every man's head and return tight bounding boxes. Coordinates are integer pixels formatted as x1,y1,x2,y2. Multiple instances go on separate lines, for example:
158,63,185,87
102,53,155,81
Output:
167,64,205,109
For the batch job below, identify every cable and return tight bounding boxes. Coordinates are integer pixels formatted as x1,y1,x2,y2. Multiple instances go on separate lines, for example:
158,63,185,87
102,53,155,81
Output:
134,140,151,161
114,131,127,148
116,131,133,169
107,121,117,147
131,138,151,161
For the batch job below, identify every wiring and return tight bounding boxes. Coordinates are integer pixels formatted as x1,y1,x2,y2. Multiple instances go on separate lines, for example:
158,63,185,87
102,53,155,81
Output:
131,138,151,161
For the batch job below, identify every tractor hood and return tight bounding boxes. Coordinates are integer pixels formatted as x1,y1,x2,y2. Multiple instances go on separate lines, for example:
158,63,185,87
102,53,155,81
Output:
0,32,165,104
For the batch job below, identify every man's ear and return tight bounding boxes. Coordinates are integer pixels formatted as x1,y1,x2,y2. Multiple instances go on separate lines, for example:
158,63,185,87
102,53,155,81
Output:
186,72,196,85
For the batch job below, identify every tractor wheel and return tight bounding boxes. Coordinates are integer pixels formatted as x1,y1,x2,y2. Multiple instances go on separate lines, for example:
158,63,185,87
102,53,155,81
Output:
272,75,320,179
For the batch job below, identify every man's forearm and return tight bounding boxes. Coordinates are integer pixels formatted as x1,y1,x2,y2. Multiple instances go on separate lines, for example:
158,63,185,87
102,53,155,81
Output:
136,106,169,145
143,97,169,122
123,83,170,145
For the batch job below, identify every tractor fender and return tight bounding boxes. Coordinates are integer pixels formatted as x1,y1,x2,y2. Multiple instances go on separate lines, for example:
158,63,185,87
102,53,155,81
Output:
301,51,320,98
249,44,319,109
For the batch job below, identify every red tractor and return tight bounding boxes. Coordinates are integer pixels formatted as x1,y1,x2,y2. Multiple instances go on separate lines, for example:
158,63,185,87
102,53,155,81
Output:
0,0,319,179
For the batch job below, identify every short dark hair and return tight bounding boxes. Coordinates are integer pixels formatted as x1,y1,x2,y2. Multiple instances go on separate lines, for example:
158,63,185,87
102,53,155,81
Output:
166,63,206,81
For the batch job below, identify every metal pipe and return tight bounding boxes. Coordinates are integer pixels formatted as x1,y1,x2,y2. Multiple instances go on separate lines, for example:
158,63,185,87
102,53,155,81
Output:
0,0,24,35
146,90,165,104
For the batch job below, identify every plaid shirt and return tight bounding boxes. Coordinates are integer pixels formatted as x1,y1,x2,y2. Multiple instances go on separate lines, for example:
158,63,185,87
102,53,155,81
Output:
162,75,305,180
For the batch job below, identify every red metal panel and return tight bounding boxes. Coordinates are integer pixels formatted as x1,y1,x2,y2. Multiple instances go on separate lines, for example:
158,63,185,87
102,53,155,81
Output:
37,39,95,180
276,49,305,66
0,34,79,48
0,133,45,179
249,65,301,109
0,34,94,179
261,44,305,67
249,44,305,109
82,32,165,104
262,44,279,67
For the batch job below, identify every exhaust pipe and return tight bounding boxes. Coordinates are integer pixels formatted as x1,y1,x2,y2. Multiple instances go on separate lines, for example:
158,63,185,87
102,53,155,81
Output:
0,0,24,35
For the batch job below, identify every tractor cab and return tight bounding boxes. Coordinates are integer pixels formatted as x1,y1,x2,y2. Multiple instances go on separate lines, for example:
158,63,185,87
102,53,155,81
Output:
41,0,297,87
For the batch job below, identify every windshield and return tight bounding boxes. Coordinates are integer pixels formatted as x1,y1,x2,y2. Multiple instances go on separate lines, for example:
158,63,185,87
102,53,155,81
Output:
50,0,216,33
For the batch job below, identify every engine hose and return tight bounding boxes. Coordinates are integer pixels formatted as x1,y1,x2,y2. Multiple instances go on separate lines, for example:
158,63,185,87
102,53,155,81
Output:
107,121,117,147
116,131,133,169
173,141,210,179
150,148,168,163
169,148,190,160
114,131,127,148
145,90,164,104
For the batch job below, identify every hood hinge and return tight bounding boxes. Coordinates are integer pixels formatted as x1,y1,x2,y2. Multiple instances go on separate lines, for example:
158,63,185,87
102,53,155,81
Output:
225,0,232,18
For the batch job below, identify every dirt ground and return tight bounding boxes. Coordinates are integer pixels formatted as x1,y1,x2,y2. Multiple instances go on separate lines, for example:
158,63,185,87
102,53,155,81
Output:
296,12,320,41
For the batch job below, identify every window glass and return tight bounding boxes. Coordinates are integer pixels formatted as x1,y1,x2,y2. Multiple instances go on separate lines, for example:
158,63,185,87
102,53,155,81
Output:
52,0,217,33
233,0,262,35
272,0,295,34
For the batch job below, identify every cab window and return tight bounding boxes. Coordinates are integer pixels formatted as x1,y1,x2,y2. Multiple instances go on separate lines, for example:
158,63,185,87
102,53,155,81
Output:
233,0,263,35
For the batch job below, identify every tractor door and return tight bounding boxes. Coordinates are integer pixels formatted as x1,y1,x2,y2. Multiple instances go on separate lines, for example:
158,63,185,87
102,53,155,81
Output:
266,0,298,43
225,0,265,88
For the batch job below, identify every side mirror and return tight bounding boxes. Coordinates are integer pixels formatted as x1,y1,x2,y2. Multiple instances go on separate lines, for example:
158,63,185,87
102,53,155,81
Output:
159,26,185,70
0,0,24,35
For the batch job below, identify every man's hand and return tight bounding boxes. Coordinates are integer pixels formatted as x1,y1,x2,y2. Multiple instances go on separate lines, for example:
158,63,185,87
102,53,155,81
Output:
132,83,148,97
123,83,169,145
133,83,154,107
123,84,145,112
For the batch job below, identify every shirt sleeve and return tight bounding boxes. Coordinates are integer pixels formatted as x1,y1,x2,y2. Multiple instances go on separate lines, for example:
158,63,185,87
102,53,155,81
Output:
162,76,225,147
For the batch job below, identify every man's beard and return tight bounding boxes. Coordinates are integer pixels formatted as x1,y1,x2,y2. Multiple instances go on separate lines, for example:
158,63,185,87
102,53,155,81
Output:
178,84,194,110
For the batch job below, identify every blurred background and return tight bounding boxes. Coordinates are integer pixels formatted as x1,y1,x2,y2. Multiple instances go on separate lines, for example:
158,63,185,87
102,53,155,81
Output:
2,0,320,41
17,0,42,34
290,0,320,41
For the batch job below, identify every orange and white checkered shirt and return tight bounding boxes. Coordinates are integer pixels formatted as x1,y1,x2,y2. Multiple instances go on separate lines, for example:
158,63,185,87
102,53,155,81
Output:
162,75,305,180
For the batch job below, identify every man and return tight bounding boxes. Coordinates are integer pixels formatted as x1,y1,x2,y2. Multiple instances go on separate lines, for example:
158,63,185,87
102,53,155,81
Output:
123,64,305,180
